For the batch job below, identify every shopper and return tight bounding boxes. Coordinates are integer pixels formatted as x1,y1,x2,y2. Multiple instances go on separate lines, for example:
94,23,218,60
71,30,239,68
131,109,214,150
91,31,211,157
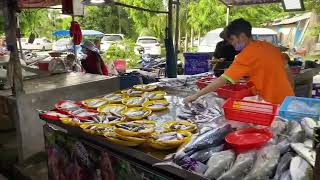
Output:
183,18,294,105
81,40,108,76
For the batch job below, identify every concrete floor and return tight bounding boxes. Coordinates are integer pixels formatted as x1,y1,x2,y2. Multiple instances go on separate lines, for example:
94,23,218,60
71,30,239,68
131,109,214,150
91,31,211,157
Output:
0,130,48,180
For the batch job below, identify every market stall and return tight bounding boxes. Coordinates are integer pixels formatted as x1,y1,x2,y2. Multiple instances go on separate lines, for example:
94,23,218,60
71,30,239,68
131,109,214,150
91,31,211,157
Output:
39,74,320,180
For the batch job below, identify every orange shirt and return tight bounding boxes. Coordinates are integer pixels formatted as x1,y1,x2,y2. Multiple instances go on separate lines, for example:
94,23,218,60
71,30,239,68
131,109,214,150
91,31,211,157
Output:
223,40,294,104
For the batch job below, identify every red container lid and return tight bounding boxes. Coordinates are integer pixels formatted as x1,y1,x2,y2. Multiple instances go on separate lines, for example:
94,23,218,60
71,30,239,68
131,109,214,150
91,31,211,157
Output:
225,128,272,153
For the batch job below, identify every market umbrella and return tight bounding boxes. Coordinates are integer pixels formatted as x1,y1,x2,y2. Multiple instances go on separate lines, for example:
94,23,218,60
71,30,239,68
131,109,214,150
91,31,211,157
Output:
52,30,104,37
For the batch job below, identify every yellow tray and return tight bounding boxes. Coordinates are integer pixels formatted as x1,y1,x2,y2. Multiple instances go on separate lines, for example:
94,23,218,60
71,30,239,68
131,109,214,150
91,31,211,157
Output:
103,93,126,104
115,120,155,137
121,89,144,97
105,136,143,147
80,123,114,136
115,133,147,143
148,131,192,150
162,120,197,133
142,100,169,111
97,104,127,114
142,91,166,100
60,117,81,127
133,84,158,92
121,107,152,120
82,98,108,109
122,97,148,107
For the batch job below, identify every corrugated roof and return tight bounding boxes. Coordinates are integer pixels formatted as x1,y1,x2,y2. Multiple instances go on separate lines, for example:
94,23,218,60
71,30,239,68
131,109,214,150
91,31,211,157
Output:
270,12,311,26
219,0,281,6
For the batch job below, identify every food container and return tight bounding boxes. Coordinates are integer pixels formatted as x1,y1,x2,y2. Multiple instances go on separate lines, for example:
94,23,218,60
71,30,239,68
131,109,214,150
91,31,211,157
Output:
80,123,114,136
196,76,216,90
223,99,278,126
279,96,320,121
122,97,148,107
142,91,167,100
60,117,82,127
81,98,108,109
142,100,169,111
114,120,155,137
133,84,158,92
162,120,197,133
148,131,192,150
217,83,254,99
97,104,127,115
105,136,144,147
54,100,83,115
39,111,69,121
122,106,152,120
225,128,272,153
103,93,126,103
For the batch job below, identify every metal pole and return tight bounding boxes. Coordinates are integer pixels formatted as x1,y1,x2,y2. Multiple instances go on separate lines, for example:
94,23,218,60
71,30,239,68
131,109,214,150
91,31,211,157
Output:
4,0,24,95
174,0,179,61
72,15,77,61
226,6,230,26
165,0,177,78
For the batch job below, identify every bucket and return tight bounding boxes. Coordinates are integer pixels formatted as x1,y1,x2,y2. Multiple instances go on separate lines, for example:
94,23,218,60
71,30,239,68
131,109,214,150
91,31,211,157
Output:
114,59,126,73
183,53,210,75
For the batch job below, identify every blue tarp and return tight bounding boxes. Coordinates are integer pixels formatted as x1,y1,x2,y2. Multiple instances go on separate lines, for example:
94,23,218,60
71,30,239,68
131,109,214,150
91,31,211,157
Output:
52,30,104,37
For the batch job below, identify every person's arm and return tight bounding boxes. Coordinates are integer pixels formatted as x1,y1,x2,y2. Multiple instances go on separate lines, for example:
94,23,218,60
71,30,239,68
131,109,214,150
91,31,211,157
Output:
183,76,227,104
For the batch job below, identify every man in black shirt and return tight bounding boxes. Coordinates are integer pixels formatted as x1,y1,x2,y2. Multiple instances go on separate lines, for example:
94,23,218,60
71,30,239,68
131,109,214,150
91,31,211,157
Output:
213,30,239,77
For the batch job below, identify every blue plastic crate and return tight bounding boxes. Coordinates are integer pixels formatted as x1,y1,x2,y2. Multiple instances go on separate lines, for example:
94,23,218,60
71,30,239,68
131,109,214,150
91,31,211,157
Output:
279,96,320,121
184,53,210,75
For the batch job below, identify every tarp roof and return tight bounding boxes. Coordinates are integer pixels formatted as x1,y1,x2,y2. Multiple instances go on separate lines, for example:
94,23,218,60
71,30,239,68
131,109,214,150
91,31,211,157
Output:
269,12,311,26
219,0,281,6
17,0,61,8
52,30,104,37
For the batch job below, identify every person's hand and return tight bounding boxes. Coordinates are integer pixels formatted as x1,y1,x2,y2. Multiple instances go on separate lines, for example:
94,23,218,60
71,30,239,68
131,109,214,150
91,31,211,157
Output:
183,94,198,105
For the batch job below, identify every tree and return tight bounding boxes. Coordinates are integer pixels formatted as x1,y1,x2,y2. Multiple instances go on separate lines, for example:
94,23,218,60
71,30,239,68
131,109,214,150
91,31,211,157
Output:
78,6,136,38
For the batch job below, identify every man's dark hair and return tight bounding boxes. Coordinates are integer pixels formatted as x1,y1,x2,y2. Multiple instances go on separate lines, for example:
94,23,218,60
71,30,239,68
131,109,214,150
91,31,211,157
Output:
225,18,252,38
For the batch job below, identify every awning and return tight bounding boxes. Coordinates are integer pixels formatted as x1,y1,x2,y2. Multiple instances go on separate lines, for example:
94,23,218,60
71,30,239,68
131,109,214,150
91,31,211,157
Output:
52,30,104,37
17,0,61,8
219,0,281,6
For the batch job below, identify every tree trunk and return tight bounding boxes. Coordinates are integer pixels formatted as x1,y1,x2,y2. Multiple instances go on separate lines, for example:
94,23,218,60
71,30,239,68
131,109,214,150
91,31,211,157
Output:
190,28,194,48
185,31,188,52
4,0,24,95
198,31,201,46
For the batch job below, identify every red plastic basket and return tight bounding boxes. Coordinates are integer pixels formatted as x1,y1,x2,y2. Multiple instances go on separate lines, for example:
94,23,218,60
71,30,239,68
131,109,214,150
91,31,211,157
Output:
196,76,216,89
223,99,279,126
217,83,254,99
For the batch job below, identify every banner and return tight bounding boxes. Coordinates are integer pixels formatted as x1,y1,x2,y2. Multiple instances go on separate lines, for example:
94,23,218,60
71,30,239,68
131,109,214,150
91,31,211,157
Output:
18,0,61,8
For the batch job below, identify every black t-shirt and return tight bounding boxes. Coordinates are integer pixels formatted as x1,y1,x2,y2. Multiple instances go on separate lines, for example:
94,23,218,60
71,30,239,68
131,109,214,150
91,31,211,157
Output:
213,41,239,62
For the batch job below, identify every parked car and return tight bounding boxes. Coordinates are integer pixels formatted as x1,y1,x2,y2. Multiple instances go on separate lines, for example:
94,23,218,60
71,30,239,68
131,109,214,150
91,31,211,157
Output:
198,28,278,53
19,38,52,51
134,36,161,57
100,34,124,51
52,38,72,52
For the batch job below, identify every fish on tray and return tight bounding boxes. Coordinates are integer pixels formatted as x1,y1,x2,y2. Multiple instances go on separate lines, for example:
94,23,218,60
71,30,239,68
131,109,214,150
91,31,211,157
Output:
290,143,316,166
190,144,225,163
85,99,107,108
83,124,113,134
44,111,68,118
91,114,123,124
126,97,147,105
58,101,81,111
143,92,163,99
124,108,150,118
70,109,97,117
104,94,123,101
289,156,312,180
116,121,154,133
170,124,195,131
126,89,143,96
153,132,185,142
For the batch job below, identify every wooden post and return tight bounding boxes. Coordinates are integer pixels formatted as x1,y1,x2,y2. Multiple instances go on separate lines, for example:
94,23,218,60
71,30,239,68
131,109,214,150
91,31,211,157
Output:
4,0,24,95
174,0,179,59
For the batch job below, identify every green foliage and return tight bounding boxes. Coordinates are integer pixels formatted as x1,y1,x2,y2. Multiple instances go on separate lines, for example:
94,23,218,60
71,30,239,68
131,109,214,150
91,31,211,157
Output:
102,39,140,68
78,6,136,38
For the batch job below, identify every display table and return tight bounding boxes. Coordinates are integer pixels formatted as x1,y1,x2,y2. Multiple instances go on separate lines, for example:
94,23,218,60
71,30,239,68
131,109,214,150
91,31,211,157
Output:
41,94,208,180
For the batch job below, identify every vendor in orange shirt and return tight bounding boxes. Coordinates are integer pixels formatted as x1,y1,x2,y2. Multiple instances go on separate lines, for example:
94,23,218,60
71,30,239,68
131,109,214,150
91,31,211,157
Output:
183,18,294,105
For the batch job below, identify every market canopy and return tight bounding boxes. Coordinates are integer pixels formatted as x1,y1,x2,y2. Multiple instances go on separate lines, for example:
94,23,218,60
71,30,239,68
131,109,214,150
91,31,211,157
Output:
52,30,104,37
17,0,61,8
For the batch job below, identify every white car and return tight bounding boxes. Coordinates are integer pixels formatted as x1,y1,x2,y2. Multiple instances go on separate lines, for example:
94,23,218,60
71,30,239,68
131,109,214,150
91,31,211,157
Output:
100,34,124,51
198,28,278,53
19,38,52,51
52,38,71,52
134,36,161,56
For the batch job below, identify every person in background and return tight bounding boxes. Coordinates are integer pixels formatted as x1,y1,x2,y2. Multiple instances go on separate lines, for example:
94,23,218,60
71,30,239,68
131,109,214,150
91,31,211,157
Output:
282,53,294,88
94,38,101,52
183,18,294,105
81,40,108,76
212,29,240,77
66,53,82,72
